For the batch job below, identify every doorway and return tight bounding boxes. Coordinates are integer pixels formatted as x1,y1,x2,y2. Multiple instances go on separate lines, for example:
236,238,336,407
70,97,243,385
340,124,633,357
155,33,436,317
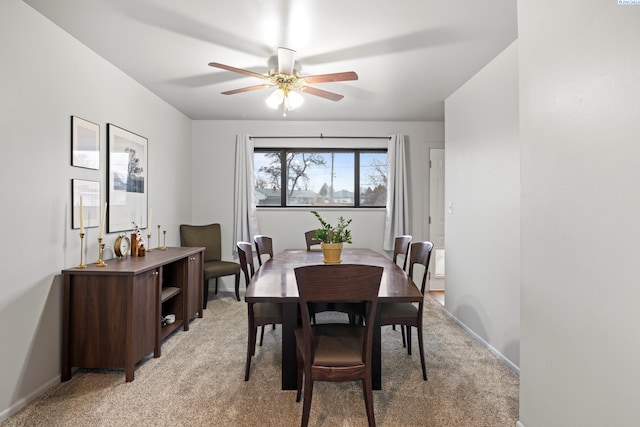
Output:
429,148,445,294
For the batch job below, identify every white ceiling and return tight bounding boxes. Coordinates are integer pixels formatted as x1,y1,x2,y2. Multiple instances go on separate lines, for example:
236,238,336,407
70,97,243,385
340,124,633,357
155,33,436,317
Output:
23,0,517,121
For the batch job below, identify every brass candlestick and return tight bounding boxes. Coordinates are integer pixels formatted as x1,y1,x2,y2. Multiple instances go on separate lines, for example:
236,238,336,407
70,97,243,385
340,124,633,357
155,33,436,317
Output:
160,229,167,250
96,237,107,267
146,232,152,252
157,225,162,250
77,232,87,269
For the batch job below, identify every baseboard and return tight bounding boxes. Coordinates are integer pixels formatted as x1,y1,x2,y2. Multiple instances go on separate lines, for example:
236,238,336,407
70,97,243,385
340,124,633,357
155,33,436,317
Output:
0,375,60,422
440,306,520,374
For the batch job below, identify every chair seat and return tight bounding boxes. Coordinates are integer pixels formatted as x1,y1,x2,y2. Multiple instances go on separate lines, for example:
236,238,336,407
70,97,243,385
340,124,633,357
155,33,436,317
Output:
380,302,418,320
295,324,365,366
203,260,241,279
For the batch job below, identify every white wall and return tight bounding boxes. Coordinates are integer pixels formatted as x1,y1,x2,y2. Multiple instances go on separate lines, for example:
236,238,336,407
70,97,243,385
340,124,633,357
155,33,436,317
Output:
444,42,520,367
518,1,640,426
191,120,444,291
0,1,192,419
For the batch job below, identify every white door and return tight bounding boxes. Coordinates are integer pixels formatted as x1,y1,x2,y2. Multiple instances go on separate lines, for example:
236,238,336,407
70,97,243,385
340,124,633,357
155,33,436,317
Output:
429,149,445,291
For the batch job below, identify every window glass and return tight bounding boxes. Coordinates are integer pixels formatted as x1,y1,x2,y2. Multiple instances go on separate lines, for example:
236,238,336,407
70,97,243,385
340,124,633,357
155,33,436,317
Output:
287,152,354,206
254,151,281,206
359,151,388,206
254,149,386,208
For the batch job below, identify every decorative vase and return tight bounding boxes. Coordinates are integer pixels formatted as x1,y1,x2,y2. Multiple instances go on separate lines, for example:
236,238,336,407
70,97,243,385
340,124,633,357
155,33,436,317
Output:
131,233,138,256
321,242,343,264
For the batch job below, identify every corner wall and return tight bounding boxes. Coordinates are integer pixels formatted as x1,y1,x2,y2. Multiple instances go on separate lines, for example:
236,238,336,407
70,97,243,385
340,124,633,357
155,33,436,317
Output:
0,1,192,419
444,41,520,367
518,0,640,425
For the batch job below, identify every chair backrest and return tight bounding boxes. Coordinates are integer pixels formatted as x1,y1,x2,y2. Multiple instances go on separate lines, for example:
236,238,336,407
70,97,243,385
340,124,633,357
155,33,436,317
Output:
253,235,273,266
237,241,255,287
304,230,322,250
294,264,383,361
408,241,434,294
393,235,412,271
179,223,222,262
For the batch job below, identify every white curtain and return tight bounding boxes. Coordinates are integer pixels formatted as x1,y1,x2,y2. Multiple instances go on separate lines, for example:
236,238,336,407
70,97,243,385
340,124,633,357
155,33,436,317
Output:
383,134,409,251
233,133,259,254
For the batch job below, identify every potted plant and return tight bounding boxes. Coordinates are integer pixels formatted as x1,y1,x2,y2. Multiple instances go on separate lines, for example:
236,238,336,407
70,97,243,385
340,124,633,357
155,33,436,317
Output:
310,210,353,263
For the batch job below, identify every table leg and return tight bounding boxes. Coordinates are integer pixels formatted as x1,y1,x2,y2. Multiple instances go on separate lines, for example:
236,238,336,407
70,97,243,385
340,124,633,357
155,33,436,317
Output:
372,308,382,390
281,302,298,390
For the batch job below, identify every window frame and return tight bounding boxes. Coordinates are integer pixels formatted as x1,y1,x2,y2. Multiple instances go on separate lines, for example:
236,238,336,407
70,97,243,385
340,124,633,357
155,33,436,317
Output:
254,147,388,208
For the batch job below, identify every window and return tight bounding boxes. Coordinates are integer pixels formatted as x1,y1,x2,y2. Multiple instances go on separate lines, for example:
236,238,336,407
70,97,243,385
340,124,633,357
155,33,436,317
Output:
254,149,387,207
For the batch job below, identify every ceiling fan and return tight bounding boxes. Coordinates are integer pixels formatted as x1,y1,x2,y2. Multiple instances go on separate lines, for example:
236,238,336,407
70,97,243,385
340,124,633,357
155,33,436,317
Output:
208,47,358,116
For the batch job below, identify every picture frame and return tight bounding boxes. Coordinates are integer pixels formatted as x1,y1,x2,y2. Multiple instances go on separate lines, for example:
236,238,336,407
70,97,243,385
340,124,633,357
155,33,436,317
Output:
107,124,148,233
72,179,101,230
71,116,100,169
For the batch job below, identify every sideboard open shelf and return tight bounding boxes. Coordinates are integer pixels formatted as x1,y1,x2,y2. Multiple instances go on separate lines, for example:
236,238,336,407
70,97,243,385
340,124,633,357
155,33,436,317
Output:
61,246,204,382
160,285,181,339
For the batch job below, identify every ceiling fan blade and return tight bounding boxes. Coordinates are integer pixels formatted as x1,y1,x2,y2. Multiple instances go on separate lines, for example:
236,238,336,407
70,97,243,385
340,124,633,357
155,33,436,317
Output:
300,86,344,102
221,84,273,95
277,47,296,75
302,71,359,84
208,62,267,80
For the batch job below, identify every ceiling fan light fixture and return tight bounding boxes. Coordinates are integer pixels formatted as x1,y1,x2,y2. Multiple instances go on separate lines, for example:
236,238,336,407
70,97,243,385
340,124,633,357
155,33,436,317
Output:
266,88,303,115
266,89,284,109
286,90,304,110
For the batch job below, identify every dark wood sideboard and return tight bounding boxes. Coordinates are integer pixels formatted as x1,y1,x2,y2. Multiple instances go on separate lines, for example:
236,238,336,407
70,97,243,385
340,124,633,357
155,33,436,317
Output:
61,246,204,382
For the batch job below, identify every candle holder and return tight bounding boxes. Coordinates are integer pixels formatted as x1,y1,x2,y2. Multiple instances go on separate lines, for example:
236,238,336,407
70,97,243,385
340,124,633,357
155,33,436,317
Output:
146,232,152,252
96,237,107,267
159,229,168,251
157,225,162,250
77,232,87,269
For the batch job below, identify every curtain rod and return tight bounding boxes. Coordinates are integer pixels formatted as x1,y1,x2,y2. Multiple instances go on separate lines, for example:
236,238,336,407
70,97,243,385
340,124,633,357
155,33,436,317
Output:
249,133,391,140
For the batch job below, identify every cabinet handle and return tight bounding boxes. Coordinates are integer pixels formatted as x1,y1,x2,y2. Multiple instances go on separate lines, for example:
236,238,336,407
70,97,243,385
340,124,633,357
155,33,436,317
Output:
153,271,159,277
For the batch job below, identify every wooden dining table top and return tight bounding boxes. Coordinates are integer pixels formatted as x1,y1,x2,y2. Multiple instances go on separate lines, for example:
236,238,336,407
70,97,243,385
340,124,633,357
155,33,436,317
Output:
245,248,422,303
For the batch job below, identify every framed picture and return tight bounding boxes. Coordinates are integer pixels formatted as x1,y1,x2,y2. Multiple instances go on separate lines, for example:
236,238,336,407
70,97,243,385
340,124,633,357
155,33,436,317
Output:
71,116,100,169
107,124,148,232
72,179,101,230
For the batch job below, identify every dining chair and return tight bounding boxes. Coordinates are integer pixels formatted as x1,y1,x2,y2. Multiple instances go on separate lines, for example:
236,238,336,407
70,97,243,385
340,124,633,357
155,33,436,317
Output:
390,235,412,339
253,235,273,267
238,242,283,381
393,235,412,272
180,223,241,306
253,235,277,336
304,230,322,251
380,241,433,381
294,264,383,427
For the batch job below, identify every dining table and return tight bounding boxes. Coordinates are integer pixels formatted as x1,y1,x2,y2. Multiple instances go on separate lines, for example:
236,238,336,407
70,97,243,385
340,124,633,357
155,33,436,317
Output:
244,247,423,390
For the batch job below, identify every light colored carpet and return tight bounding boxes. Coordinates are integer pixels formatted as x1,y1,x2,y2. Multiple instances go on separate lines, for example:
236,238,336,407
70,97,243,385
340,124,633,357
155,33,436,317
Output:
2,294,519,426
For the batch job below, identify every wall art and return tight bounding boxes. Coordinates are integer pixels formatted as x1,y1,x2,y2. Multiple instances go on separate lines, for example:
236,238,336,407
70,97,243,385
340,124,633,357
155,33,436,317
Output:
107,124,147,232
71,116,100,169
